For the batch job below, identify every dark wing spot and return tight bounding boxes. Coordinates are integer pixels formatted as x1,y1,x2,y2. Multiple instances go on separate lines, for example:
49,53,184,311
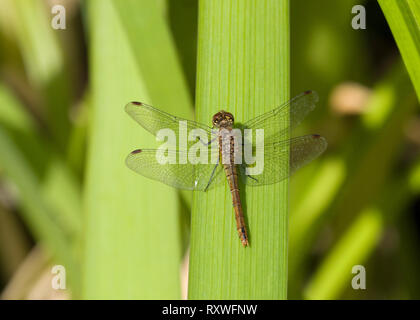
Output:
304,90,312,95
312,134,321,138
131,149,143,154
131,101,142,106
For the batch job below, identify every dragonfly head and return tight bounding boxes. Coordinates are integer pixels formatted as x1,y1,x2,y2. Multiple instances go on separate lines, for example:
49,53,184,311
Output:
212,110,234,128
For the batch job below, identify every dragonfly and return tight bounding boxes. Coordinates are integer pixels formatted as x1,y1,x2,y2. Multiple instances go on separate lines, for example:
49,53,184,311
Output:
125,90,327,247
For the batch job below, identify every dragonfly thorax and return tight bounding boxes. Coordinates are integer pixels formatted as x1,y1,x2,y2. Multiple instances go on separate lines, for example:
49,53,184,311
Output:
212,110,234,129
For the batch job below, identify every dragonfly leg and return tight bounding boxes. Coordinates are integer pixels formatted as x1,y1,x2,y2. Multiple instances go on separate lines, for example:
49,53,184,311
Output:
247,175,259,183
198,136,218,146
204,160,220,192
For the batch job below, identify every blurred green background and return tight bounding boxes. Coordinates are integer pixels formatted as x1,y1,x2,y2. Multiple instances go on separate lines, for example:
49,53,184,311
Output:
0,0,419,299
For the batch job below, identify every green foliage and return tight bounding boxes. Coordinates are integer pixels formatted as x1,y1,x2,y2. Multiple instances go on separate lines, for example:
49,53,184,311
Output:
11,0,71,146
0,0,419,300
82,0,192,299
188,0,289,299
379,0,420,100
0,85,81,291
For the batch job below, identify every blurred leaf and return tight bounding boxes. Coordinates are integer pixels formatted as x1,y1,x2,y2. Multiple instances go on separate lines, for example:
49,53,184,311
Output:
0,205,31,279
305,207,382,300
0,123,79,292
66,92,90,178
0,85,81,237
83,0,192,299
289,62,417,296
0,84,81,290
167,0,198,97
9,0,71,146
291,0,366,121
379,0,420,101
305,158,420,299
112,0,194,212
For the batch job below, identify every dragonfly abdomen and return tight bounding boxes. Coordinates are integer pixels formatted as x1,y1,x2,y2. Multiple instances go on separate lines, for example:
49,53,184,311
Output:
221,132,249,247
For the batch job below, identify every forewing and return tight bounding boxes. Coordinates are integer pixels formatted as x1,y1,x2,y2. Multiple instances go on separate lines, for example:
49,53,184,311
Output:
125,102,214,146
126,149,225,191
242,91,319,144
240,134,327,186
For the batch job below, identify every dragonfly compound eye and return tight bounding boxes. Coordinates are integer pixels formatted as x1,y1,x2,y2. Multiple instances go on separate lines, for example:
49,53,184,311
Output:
212,112,223,127
225,113,234,123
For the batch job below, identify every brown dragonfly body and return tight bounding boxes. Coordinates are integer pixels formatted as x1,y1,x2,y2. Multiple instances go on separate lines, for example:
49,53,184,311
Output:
212,111,249,246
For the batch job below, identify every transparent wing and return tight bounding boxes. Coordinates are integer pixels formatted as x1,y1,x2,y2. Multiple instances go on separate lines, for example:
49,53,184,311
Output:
240,134,327,186
126,149,225,191
242,91,319,144
125,102,215,147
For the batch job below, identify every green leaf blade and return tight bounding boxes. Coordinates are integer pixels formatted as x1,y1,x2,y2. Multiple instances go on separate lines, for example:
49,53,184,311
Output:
188,0,289,300
379,0,420,100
